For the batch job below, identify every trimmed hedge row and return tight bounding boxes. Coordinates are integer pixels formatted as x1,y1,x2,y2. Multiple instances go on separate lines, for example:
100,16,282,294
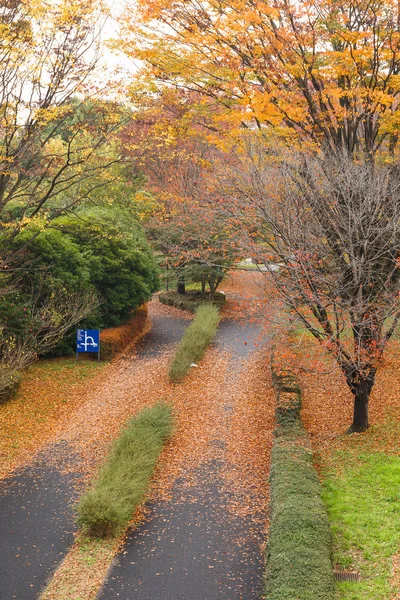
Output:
100,305,148,360
159,290,226,313
77,402,173,538
266,369,335,600
169,304,220,382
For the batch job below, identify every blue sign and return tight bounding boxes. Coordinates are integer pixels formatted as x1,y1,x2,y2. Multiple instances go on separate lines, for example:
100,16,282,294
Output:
76,329,100,353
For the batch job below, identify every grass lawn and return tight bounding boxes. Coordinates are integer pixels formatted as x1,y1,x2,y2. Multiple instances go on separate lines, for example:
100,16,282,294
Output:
321,442,400,600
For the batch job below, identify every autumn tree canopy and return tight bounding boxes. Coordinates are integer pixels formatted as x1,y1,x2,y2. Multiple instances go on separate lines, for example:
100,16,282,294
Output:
121,0,400,432
121,91,239,294
126,0,400,157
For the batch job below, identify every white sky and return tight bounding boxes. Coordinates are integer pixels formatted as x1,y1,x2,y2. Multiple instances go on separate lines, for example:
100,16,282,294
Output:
101,0,139,76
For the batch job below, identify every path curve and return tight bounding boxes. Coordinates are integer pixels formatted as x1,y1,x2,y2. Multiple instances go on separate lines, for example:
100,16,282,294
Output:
0,271,275,600
0,308,189,600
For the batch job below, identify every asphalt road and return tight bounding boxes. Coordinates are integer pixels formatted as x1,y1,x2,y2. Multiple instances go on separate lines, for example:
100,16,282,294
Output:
0,311,266,600
0,444,80,600
98,320,266,600
0,313,189,600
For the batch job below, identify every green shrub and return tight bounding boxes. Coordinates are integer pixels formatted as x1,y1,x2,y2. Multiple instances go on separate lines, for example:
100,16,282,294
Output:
266,370,335,600
7,206,160,334
77,402,173,538
168,304,220,382
159,290,226,313
55,206,160,328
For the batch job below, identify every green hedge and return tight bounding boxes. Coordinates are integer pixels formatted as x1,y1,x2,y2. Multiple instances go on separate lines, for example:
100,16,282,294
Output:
169,304,220,382
159,290,226,313
265,370,335,600
77,402,173,538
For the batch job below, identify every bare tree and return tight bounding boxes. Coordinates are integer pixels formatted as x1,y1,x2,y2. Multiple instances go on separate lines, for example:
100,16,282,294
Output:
217,140,400,432
0,288,98,401
0,0,125,257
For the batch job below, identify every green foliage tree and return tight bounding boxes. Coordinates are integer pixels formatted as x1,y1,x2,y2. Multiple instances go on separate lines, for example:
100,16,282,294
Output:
56,206,160,328
1,204,159,366
7,205,160,330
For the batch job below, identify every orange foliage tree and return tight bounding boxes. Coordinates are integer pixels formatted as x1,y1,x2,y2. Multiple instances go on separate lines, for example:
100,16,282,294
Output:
125,0,400,157
120,91,239,296
120,0,400,431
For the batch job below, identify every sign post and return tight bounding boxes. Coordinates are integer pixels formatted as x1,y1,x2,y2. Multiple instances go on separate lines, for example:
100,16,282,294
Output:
76,329,101,363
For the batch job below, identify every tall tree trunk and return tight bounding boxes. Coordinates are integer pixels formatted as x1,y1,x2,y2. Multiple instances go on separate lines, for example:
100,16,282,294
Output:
349,377,373,433
201,277,206,298
177,278,185,295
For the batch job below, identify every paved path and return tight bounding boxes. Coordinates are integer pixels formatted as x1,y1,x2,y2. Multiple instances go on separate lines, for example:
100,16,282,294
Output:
0,280,272,600
0,313,189,600
98,321,268,600
0,445,80,600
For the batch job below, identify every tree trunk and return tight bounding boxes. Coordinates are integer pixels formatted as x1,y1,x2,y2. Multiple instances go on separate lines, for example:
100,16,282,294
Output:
208,277,216,301
177,279,186,295
201,277,206,298
349,380,370,433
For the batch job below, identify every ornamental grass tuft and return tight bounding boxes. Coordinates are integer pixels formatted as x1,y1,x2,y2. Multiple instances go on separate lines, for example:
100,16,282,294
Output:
77,402,173,538
168,304,220,382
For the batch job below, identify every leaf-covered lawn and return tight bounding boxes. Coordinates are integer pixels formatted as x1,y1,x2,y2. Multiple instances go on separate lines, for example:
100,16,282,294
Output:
0,358,107,480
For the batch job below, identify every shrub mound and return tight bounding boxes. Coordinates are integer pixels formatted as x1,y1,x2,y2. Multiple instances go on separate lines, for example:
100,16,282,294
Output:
266,368,335,600
100,306,148,360
169,304,220,382
159,290,226,313
77,402,173,538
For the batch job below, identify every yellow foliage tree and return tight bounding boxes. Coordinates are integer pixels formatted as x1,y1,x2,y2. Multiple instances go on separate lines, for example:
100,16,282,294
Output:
0,0,124,250
124,0,400,157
